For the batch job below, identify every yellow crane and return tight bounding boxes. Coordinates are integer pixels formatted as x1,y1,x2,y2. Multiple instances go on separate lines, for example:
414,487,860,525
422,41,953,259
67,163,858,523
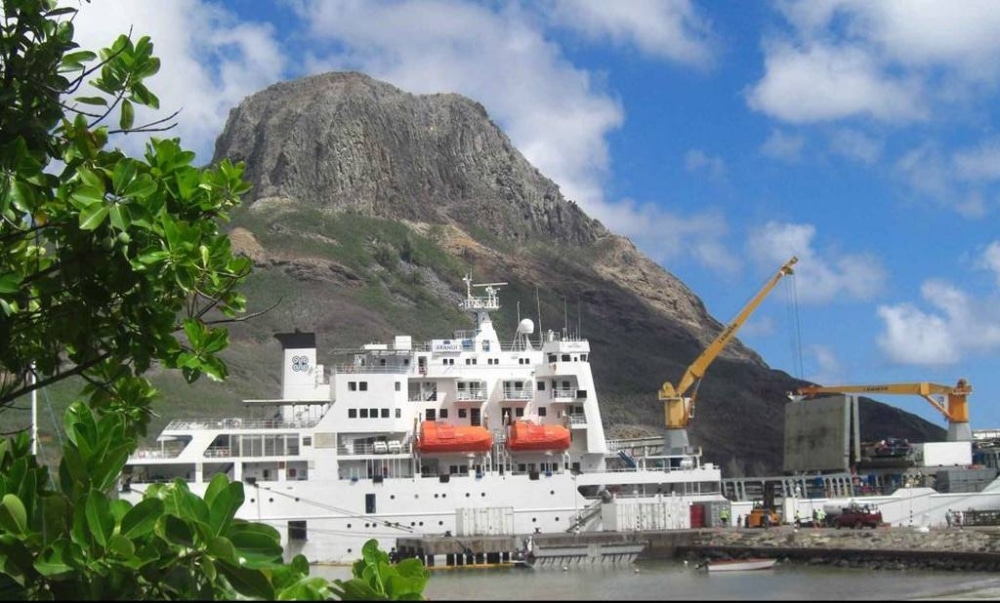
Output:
790,379,973,441
659,256,798,451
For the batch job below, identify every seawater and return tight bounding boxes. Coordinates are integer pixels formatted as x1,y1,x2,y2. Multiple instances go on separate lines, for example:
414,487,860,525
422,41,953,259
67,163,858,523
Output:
313,559,998,600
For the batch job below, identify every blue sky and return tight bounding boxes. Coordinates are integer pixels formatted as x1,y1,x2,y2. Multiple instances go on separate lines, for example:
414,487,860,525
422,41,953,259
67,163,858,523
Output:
69,1,1000,432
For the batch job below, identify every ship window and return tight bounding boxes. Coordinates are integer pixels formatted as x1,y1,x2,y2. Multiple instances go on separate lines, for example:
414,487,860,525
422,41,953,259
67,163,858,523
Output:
303,437,312,446
360,409,369,418
404,358,410,366
482,340,490,352
538,407,547,417
369,408,377,417
537,381,545,391
561,354,570,361
289,521,307,541
440,409,449,419
548,354,557,362
426,409,436,421
360,382,368,391
580,354,587,361
348,409,357,418
349,382,357,391
365,494,376,514
458,409,467,418
515,408,524,418
395,382,401,391
379,358,386,366
517,464,526,472
381,408,389,418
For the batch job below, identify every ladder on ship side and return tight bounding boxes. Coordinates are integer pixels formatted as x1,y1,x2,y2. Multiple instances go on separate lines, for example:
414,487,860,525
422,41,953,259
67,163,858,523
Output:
565,499,603,533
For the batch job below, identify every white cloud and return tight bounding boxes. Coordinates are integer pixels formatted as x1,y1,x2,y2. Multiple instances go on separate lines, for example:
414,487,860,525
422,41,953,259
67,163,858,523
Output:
805,343,843,385
877,278,1000,365
760,129,805,161
894,142,992,218
981,242,1000,287
747,41,925,124
68,0,287,163
746,221,886,303
684,149,726,180
954,141,1000,182
829,128,882,164
588,199,737,272
830,0,1000,83
544,0,716,68
755,0,1000,126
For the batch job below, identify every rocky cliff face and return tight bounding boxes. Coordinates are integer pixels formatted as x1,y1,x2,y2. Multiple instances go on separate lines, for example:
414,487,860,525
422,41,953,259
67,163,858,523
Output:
211,71,944,473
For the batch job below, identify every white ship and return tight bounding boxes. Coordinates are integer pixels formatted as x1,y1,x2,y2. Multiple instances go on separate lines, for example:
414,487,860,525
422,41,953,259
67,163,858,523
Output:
120,276,727,564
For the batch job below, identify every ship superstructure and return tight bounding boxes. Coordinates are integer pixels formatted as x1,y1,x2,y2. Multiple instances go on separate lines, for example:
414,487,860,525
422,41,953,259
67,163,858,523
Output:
120,277,725,563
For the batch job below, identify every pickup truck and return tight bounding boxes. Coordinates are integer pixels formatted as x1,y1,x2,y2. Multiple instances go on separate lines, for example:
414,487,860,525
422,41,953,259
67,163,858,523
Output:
831,503,883,529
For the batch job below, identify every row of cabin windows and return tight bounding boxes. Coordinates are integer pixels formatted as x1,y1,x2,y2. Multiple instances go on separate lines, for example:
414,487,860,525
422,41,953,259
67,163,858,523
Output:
348,408,403,419
348,381,403,392
499,407,547,419
547,353,588,362
438,357,535,366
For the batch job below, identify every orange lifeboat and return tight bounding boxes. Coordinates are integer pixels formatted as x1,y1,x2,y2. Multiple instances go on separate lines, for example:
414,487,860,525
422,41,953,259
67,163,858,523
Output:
416,421,493,453
506,420,571,451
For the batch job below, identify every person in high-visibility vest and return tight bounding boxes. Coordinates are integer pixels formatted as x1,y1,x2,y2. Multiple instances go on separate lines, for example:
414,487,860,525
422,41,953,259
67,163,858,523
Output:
720,507,730,528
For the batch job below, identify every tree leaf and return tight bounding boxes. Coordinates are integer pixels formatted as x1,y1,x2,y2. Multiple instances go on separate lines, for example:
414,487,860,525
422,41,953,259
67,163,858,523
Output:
0,273,23,295
120,498,163,539
217,561,275,600
78,202,109,230
120,98,135,130
0,494,29,536
85,490,114,548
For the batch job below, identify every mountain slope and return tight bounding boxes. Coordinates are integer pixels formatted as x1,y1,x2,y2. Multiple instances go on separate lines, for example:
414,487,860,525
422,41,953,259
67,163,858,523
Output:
208,71,945,474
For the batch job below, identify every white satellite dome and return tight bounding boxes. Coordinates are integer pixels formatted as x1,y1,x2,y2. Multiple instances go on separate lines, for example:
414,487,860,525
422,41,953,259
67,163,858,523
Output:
517,318,535,335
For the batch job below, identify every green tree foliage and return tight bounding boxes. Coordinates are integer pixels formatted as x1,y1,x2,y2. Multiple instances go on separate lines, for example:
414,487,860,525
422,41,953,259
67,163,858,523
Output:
0,1,428,599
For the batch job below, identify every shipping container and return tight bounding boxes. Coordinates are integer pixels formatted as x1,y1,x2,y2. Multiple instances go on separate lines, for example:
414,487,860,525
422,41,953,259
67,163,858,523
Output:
454,506,515,536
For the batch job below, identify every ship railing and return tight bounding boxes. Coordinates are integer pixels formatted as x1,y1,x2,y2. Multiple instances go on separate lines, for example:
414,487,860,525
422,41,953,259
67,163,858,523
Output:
551,388,579,399
566,414,587,426
455,391,488,402
130,448,182,460
502,388,533,400
332,364,408,375
338,441,412,456
605,436,668,452
163,417,321,431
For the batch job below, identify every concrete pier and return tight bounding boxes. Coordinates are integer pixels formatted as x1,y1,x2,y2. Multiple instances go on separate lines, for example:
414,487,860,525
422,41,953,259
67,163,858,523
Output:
397,526,1000,571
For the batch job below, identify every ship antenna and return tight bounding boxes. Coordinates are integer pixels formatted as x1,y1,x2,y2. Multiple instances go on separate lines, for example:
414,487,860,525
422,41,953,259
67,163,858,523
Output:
563,297,568,336
535,286,542,346
578,296,582,338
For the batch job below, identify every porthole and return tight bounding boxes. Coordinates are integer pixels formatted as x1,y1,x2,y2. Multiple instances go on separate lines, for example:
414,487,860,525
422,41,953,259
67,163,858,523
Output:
532,518,537,522
466,493,470,498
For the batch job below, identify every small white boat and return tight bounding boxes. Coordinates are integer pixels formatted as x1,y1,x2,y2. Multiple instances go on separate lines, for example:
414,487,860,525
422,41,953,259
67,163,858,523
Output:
702,558,777,572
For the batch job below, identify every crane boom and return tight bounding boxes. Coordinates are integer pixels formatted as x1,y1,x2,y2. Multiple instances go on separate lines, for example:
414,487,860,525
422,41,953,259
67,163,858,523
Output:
791,379,972,441
659,256,798,437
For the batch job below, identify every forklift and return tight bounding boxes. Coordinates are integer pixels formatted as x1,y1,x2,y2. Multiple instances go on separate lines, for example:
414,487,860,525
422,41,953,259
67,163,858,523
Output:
746,481,781,528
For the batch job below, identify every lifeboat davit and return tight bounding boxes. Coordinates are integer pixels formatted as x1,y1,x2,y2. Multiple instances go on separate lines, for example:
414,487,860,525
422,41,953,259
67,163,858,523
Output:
506,420,571,451
417,421,493,453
